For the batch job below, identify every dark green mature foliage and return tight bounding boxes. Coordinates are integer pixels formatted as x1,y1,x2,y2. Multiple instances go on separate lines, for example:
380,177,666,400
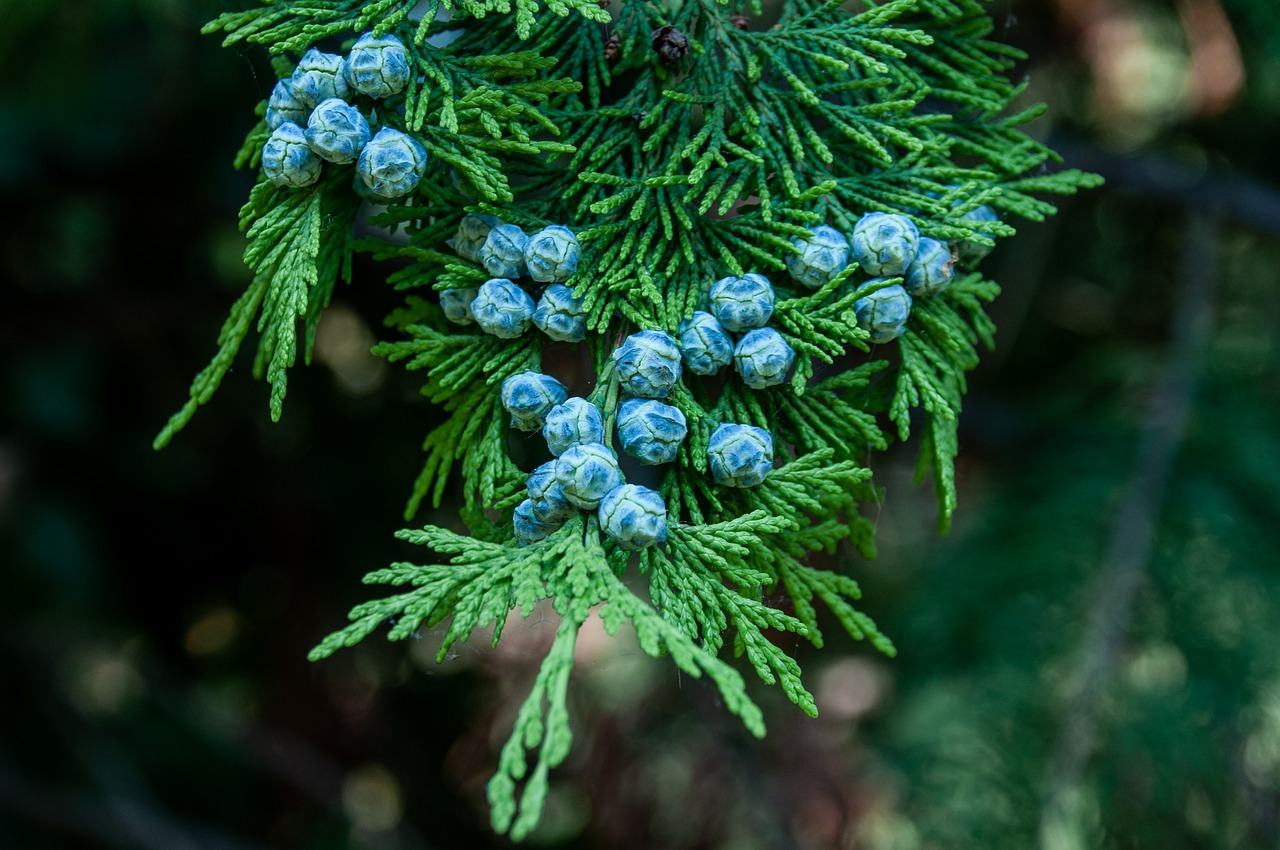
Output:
159,0,1098,836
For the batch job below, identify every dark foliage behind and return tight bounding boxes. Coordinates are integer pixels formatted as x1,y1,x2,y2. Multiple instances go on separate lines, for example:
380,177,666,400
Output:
2,1,1278,848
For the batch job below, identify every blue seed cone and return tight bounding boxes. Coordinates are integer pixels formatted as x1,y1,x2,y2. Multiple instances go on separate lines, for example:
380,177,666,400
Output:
709,273,776,333
733,328,795,389
957,205,999,265
526,460,575,524
471,278,535,339
355,128,428,200
785,225,849,289
616,398,688,465
448,214,499,263
854,282,913,344
613,330,682,399
850,212,921,277
480,224,529,280
678,311,734,376
500,371,567,431
290,49,350,108
598,484,667,550
266,79,309,130
305,98,371,164
262,123,322,189
439,288,477,325
707,423,774,488
543,398,605,457
346,33,411,100
514,499,558,545
554,443,623,510
524,225,580,284
903,237,955,297
533,284,586,343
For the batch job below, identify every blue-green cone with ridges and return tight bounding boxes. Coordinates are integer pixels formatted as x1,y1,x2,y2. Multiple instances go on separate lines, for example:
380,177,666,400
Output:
957,205,1000,265
448,214,499,264
903,237,955,297
355,127,428,201
266,79,309,130
289,49,350,108
345,32,411,100
613,330,682,399
500,371,567,432
709,273,776,333
733,328,796,389
616,398,688,466
678,311,734,376
785,225,849,290
305,98,371,164
480,224,529,280
851,212,921,277
526,460,574,524
524,225,580,284
262,123,322,189
854,282,912,344
542,398,605,457
598,484,667,550
471,278,534,339
439,288,476,325
707,423,774,488
555,443,623,510
533,284,586,343
514,499,557,545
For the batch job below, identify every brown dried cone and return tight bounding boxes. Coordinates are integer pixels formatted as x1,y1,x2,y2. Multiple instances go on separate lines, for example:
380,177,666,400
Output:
729,13,750,29
650,25,690,63
605,32,621,63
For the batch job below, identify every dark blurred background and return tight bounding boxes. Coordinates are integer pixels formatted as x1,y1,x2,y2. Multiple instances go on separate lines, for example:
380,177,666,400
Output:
1,0,1278,847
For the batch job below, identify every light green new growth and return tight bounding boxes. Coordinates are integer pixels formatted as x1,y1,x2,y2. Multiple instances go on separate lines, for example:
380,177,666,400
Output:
154,174,359,449
165,0,1101,838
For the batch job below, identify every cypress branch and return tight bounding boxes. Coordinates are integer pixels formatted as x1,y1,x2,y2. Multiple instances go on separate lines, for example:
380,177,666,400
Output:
173,0,1101,835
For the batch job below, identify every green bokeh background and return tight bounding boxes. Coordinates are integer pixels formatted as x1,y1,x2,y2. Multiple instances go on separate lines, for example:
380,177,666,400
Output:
1,1,1278,847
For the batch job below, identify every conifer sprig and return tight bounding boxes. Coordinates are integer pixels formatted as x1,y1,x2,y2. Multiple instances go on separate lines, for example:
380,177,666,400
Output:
168,0,1101,837
154,175,358,449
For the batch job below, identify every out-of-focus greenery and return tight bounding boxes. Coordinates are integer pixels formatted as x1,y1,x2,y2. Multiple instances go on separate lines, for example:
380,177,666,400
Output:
1,0,1278,848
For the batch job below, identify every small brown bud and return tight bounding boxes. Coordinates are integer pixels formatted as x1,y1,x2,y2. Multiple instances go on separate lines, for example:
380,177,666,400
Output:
650,25,690,63
729,13,749,30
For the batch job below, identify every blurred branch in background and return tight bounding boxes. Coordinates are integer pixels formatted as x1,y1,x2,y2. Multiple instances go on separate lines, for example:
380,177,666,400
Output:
1039,210,1219,850
1051,139,1280,236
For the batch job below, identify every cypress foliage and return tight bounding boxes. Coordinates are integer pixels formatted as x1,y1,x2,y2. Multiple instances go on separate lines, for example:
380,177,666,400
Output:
161,0,1100,836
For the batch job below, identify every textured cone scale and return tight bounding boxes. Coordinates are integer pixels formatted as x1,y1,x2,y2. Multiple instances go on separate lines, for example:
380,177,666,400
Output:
613,330,682,399
555,444,623,510
710,273,776,333
355,128,427,200
617,399,687,465
500,371,567,431
290,49,350,107
472,279,535,339
346,32,410,99
678,311,734,376
851,212,921,278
